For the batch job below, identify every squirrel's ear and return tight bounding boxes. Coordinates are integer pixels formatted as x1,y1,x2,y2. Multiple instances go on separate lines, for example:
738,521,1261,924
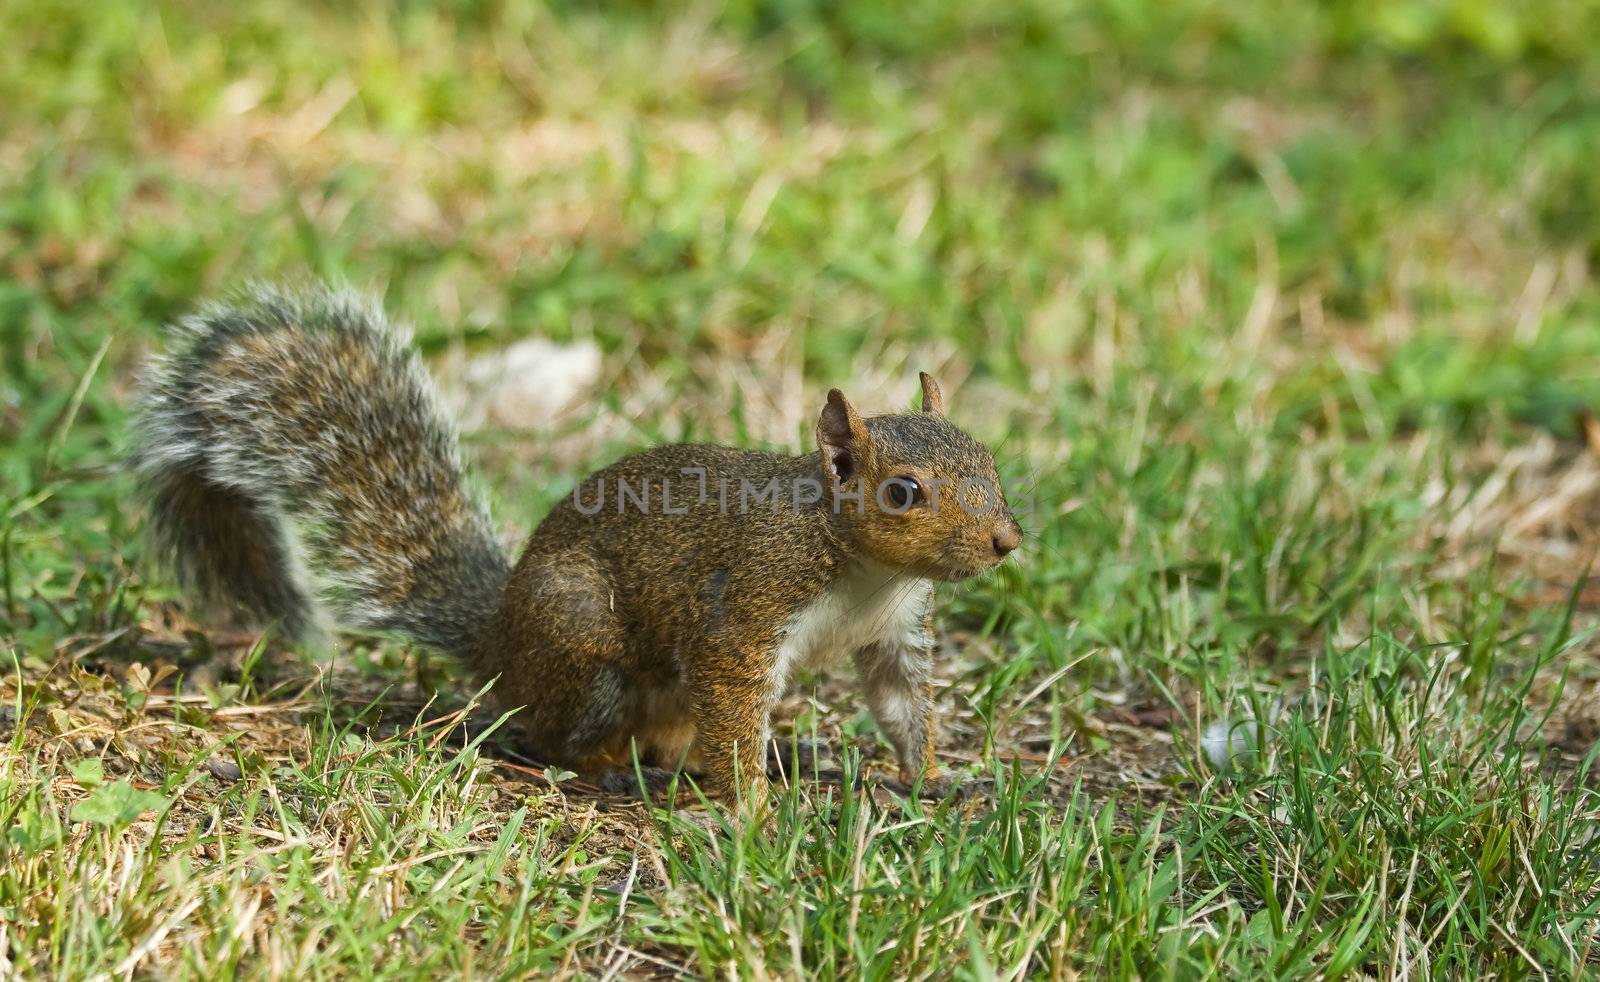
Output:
817,389,868,484
918,372,945,416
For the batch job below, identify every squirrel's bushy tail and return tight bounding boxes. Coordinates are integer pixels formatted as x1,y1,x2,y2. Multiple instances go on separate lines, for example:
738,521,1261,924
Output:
131,285,509,657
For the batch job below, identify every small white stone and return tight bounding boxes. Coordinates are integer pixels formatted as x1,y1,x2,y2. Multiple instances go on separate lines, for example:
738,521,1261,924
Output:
460,337,602,429
1201,716,1262,770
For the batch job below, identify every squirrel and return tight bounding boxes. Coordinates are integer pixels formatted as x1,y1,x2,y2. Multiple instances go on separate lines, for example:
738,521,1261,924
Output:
131,285,1023,806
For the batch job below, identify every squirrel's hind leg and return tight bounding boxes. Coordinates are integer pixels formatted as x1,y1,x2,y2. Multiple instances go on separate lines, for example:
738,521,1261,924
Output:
489,548,637,773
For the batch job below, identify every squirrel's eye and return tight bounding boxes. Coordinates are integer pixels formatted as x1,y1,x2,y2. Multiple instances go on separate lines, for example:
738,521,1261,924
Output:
885,476,923,511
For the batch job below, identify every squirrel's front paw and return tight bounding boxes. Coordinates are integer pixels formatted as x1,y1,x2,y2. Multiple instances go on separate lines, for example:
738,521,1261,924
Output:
882,769,969,802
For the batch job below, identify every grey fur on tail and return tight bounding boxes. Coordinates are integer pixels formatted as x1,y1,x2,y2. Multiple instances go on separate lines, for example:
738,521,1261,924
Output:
131,285,509,657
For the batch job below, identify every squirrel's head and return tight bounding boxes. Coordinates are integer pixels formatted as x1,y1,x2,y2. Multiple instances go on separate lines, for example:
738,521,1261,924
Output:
816,373,1022,581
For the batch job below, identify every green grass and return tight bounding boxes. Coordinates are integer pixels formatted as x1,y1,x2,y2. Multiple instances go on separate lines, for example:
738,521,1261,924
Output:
5,0,1600,976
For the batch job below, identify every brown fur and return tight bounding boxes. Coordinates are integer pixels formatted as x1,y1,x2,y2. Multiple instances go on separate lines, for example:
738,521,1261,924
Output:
133,287,1022,809
478,381,1021,804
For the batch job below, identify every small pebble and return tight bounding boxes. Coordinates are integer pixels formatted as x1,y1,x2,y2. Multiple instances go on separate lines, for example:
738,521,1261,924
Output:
205,758,243,782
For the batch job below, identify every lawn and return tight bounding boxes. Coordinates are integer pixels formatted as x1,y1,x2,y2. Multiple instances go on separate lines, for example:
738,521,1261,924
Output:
5,0,1600,976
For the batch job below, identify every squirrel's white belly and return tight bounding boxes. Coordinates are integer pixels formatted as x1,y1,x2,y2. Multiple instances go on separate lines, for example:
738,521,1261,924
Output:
771,562,934,691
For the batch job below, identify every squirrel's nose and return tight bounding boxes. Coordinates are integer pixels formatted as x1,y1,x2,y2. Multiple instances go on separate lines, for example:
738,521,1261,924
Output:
992,521,1021,557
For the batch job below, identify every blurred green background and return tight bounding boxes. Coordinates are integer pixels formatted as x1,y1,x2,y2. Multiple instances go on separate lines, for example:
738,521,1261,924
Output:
6,0,1599,427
